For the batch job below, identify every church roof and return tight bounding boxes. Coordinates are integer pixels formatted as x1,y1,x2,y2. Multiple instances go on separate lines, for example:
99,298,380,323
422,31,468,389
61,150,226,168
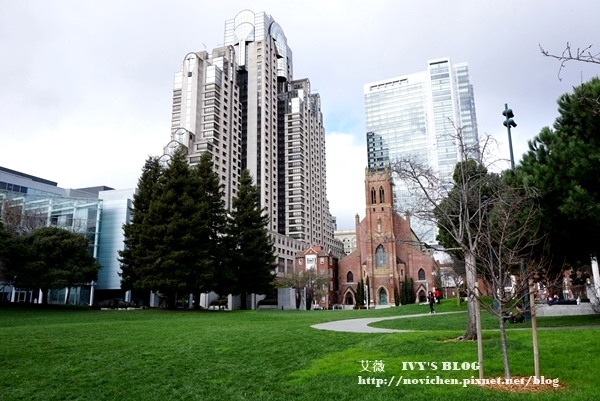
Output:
294,245,331,258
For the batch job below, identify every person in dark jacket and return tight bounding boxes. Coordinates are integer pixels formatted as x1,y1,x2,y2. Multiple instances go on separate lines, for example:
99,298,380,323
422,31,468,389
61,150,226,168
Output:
428,292,436,314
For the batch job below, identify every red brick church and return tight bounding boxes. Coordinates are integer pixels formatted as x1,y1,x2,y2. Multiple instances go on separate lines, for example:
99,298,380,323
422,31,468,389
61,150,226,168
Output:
338,167,438,307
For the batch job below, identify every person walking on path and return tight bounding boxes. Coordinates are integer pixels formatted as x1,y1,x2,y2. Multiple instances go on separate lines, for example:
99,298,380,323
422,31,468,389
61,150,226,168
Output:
428,291,436,314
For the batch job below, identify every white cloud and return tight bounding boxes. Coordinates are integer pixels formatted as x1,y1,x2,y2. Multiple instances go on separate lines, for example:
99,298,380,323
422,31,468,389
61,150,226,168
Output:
325,132,367,230
1,0,599,229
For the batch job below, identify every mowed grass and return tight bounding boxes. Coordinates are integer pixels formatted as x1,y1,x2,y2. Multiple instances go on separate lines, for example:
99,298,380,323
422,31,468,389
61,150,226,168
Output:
1,301,599,401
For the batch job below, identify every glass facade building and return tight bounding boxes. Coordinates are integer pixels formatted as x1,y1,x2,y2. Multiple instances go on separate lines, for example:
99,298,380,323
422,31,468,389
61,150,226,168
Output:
364,58,479,243
0,189,102,304
0,166,133,304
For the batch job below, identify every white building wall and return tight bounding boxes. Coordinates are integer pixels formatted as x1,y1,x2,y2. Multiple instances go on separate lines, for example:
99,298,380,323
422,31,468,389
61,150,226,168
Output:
96,189,135,290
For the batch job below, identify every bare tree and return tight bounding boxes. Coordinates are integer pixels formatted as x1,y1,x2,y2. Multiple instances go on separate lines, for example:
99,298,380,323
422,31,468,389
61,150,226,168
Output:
0,198,49,235
391,124,542,380
391,125,492,342
275,270,329,310
393,120,554,381
474,182,545,380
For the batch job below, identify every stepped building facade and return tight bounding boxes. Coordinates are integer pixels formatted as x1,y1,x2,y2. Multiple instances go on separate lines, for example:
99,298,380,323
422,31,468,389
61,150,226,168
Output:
165,10,341,268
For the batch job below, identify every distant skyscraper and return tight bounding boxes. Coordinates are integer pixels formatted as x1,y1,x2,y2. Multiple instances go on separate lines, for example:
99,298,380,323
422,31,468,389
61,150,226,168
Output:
165,10,341,268
364,58,479,243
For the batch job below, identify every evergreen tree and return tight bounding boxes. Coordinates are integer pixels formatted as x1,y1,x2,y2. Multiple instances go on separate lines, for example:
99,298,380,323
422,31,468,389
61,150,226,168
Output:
119,155,163,291
517,77,600,269
120,150,228,308
393,284,400,306
129,148,224,307
190,152,228,297
12,227,100,304
355,278,364,308
226,169,275,309
0,221,21,292
401,278,409,305
400,274,416,305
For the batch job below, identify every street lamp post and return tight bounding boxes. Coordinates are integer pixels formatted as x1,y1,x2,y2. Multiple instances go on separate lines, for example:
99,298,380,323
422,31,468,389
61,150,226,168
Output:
502,104,530,321
502,104,517,169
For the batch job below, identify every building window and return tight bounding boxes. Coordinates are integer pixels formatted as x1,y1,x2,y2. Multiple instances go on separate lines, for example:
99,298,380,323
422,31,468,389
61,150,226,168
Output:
320,257,324,265
347,271,354,283
375,245,386,268
418,268,426,281
371,187,376,204
379,186,385,203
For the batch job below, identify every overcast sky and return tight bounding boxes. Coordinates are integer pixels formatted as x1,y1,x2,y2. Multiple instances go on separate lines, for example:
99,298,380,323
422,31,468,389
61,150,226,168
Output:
1,0,598,230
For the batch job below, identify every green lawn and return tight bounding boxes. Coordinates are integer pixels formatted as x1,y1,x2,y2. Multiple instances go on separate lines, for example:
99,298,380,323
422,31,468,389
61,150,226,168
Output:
1,301,598,401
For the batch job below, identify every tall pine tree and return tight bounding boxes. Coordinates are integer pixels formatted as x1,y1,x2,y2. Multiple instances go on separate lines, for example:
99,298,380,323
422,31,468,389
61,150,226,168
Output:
120,147,228,308
137,147,194,306
517,77,600,269
119,155,163,292
226,169,275,309
356,278,365,308
189,152,228,297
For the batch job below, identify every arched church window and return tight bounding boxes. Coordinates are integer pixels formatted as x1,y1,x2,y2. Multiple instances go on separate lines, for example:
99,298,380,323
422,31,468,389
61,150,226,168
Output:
379,186,385,203
347,271,354,283
375,245,386,268
418,268,426,281
371,187,376,204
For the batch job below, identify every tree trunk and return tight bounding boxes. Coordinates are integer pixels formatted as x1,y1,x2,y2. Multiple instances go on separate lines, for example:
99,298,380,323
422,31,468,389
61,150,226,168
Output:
464,298,478,339
529,279,540,379
306,288,313,310
463,250,478,340
498,307,511,379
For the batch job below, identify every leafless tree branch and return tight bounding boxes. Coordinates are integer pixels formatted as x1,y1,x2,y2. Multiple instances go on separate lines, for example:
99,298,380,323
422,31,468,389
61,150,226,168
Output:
540,42,600,81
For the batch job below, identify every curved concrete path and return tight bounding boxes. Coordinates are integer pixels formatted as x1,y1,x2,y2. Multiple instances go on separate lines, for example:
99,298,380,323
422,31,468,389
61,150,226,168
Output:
312,311,466,333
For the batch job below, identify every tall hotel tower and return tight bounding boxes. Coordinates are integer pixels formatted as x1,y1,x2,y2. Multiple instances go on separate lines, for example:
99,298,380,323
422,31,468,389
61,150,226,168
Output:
165,10,340,267
364,58,479,243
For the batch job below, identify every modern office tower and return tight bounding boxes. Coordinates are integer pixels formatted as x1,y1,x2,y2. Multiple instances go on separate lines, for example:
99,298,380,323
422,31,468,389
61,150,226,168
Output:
364,58,479,243
366,132,390,171
167,10,340,267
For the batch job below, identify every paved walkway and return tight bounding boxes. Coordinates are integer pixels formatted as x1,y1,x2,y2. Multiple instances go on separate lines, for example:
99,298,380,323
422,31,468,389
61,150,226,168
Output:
311,311,600,333
311,311,465,333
